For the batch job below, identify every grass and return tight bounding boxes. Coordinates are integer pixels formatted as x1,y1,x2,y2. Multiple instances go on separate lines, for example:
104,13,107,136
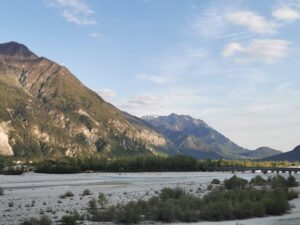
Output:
21,215,52,225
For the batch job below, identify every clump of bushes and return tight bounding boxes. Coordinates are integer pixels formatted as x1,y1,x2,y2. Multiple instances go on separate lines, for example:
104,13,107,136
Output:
1,166,25,175
21,215,52,225
82,189,92,196
87,175,299,224
211,179,221,184
250,175,268,186
224,175,248,189
61,211,80,225
60,191,74,199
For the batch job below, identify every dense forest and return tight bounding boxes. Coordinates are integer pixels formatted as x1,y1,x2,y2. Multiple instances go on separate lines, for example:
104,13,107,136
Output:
1,155,299,174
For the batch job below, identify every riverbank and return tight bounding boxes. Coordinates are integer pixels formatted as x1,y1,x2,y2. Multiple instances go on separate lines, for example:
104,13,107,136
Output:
0,172,299,225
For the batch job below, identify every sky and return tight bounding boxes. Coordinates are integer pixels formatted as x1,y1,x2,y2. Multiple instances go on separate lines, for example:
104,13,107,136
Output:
0,0,299,151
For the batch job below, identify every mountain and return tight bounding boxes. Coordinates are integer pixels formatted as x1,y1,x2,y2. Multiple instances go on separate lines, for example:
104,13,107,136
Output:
0,41,169,157
240,147,281,159
263,145,300,162
142,113,251,159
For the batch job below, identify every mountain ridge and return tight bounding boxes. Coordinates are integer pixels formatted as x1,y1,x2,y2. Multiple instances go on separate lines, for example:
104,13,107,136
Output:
142,114,282,160
263,145,300,161
0,41,169,157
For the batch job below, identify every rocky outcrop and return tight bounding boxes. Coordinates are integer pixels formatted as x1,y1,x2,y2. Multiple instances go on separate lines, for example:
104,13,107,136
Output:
0,125,13,156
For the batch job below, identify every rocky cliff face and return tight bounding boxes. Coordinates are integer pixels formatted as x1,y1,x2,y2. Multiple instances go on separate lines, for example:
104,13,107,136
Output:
0,41,168,157
0,122,13,156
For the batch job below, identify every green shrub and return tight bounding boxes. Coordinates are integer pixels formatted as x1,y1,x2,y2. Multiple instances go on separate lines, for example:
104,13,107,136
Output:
286,175,299,187
61,214,79,225
98,192,108,208
60,191,74,199
224,175,248,190
21,215,52,225
0,187,3,196
87,175,298,223
82,189,92,196
287,190,299,200
88,198,97,210
211,179,221,184
75,133,88,145
250,176,267,186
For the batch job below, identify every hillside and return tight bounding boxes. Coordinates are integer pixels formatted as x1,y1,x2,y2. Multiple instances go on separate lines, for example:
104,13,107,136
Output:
0,41,169,157
263,145,300,162
240,147,281,159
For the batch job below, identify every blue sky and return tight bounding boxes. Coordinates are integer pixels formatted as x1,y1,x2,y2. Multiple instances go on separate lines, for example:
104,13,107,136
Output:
0,0,299,151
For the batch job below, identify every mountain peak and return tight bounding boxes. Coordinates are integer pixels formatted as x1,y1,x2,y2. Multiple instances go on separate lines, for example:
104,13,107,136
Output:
293,145,300,152
0,41,37,59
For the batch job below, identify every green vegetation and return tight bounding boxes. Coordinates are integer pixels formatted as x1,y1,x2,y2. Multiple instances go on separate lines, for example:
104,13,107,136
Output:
87,175,299,224
0,187,3,195
60,212,80,225
82,189,92,196
34,155,200,173
2,154,300,175
20,216,52,225
224,175,248,189
98,192,108,208
60,191,74,199
211,178,221,184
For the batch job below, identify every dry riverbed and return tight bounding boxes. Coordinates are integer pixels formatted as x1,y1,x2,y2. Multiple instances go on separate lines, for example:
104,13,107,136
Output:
0,172,299,225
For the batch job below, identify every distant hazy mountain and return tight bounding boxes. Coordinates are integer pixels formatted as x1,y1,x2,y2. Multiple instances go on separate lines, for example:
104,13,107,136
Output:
263,145,300,162
142,113,251,159
241,147,281,159
0,41,169,157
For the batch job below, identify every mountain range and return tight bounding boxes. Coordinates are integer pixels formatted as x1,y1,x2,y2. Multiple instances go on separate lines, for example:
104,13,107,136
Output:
142,114,282,159
263,145,300,162
0,41,290,160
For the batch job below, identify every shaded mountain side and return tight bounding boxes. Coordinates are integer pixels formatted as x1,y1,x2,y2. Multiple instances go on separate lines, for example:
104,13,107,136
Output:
263,145,300,162
142,114,250,159
241,147,281,159
0,41,169,157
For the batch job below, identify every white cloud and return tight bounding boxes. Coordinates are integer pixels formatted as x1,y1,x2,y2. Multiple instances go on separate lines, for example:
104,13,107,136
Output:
222,39,291,64
222,42,244,57
273,7,300,22
53,0,93,14
62,10,96,25
136,73,173,84
47,0,97,25
97,89,117,101
90,32,102,38
225,11,277,34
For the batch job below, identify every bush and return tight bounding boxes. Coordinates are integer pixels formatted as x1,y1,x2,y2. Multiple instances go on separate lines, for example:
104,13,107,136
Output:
224,175,248,190
287,190,299,200
98,192,108,208
250,176,267,186
21,215,52,225
87,175,298,223
0,187,3,196
60,191,74,199
286,175,299,187
88,198,97,210
82,189,92,196
61,214,79,225
211,179,221,184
